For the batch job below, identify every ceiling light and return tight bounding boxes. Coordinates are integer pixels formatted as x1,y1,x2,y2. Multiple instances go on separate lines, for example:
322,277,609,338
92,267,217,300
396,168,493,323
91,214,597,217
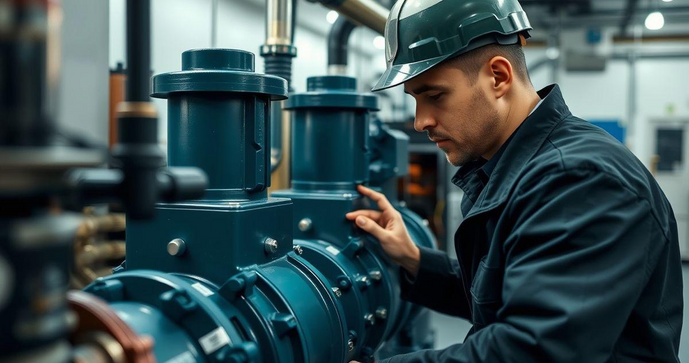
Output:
326,10,339,24
645,11,665,30
662,0,672,2
546,47,560,60
373,36,386,50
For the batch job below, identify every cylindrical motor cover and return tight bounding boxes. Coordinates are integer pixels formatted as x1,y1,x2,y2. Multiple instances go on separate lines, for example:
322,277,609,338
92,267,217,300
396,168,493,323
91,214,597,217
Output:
285,76,379,191
152,49,287,201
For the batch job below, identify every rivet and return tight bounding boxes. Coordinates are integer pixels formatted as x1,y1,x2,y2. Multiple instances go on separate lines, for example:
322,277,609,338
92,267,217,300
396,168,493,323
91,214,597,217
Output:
298,218,313,232
167,238,186,256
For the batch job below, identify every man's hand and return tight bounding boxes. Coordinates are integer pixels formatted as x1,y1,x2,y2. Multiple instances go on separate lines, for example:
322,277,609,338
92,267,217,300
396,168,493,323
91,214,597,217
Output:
346,185,421,277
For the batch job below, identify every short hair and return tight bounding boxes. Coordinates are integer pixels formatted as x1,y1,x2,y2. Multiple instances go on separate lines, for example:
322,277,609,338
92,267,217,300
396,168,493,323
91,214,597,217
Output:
448,44,531,86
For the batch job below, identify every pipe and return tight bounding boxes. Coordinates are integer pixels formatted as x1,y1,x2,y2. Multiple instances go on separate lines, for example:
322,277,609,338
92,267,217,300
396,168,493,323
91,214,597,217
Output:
108,63,126,149
611,50,689,60
112,0,164,219
328,17,357,75
261,0,297,174
211,0,218,48
316,0,388,35
266,0,295,47
620,0,640,37
125,0,151,102
0,0,54,146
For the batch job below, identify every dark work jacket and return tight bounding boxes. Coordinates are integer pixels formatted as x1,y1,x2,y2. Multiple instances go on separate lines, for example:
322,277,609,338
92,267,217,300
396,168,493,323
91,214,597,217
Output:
381,85,683,363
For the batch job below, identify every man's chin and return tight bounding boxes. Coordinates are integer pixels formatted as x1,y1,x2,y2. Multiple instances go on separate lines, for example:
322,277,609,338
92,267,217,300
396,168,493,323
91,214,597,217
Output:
444,151,474,167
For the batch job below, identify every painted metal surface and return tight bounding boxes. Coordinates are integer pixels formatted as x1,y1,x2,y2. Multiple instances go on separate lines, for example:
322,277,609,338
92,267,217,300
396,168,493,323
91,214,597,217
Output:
84,54,436,363
275,75,437,361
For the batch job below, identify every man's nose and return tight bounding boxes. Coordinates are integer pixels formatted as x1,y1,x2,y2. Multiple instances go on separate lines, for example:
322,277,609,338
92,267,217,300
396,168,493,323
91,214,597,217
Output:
413,110,436,132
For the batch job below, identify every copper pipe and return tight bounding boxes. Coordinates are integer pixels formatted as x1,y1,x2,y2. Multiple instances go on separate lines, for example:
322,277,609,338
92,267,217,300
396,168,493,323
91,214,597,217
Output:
320,0,388,35
76,213,126,239
109,65,126,149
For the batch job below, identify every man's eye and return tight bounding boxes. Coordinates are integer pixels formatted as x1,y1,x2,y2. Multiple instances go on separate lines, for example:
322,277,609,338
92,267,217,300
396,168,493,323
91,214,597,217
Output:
428,93,443,101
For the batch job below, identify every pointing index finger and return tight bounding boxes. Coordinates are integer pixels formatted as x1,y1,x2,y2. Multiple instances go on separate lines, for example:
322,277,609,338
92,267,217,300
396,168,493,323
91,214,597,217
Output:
356,185,394,212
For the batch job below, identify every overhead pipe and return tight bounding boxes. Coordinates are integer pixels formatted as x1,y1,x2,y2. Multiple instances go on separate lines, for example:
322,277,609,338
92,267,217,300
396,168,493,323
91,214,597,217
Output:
261,0,297,175
328,17,357,75
312,0,388,35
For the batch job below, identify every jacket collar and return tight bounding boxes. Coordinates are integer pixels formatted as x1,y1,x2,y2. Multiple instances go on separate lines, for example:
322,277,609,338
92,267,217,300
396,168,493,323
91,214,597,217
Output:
451,84,572,219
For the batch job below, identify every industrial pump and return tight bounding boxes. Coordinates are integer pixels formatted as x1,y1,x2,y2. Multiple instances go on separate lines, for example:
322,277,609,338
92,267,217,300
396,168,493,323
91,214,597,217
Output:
77,48,436,363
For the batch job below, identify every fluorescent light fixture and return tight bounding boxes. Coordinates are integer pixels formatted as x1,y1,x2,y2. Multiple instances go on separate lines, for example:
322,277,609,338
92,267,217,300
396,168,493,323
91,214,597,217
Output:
645,11,665,30
373,36,386,50
662,0,672,2
326,10,339,24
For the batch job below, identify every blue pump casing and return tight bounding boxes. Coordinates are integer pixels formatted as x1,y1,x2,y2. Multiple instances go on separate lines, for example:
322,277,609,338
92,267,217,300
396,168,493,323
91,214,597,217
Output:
83,50,436,363
274,76,437,360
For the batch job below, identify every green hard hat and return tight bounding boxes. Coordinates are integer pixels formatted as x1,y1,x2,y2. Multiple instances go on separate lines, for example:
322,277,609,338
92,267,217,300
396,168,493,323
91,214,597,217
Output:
372,0,533,92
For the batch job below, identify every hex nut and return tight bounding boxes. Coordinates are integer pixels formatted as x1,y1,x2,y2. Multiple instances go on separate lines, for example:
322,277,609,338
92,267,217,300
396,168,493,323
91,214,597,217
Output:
264,238,278,254
375,307,388,320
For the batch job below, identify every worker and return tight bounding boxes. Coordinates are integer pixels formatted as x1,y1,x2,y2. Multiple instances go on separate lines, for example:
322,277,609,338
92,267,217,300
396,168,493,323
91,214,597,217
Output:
346,0,683,361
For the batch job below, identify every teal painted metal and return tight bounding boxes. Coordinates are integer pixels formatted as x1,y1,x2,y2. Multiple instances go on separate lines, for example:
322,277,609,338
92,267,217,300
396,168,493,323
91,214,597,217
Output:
368,118,437,358
274,75,437,362
84,52,433,363
152,49,287,99
285,76,378,191
154,48,287,201
125,49,293,282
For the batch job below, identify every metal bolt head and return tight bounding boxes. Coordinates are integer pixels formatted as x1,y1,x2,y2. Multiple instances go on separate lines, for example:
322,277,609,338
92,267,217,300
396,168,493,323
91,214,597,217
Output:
347,339,354,352
375,307,388,320
264,238,278,254
357,275,370,290
332,287,342,298
364,313,375,326
167,238,186,256
297,218,312,232
293,245,303,255
368,270,382,281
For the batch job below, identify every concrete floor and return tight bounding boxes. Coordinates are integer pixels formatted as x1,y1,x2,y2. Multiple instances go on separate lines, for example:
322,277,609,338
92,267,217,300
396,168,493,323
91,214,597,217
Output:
429,264,689,360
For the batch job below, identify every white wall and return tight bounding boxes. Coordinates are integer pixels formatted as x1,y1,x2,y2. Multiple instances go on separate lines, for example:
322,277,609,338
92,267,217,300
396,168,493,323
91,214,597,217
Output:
59,0,110,145
525,32,689,257
527,43,689,167
109,0,382,143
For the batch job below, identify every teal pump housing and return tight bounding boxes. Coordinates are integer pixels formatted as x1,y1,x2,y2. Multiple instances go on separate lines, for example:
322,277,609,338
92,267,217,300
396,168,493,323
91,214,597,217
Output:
273,75,437,360
368,118,438,357
82,50,435,363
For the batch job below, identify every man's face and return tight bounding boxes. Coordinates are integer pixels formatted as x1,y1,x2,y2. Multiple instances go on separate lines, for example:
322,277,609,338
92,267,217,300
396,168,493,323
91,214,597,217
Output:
404,61,503,167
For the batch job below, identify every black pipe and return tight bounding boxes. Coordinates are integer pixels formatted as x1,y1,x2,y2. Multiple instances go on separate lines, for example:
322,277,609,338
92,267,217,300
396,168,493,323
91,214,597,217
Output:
126,0,151,102
328,17,357,69
113,0,162,219
0,3,52,146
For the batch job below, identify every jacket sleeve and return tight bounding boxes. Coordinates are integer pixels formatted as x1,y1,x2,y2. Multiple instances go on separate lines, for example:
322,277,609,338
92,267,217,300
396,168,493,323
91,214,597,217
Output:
380,168,661,363
399,246,471,319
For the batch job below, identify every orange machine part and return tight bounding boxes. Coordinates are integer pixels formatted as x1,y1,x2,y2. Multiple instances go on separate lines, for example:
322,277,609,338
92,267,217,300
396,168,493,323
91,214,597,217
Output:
109,66,126,149
67,290,155,363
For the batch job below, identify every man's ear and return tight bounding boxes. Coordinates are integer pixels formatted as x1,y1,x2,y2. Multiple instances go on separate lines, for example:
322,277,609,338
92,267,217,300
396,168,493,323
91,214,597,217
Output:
486,56,513,99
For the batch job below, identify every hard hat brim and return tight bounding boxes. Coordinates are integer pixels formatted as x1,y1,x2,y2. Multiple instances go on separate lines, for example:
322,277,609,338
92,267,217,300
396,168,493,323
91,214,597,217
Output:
371,54,448,92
